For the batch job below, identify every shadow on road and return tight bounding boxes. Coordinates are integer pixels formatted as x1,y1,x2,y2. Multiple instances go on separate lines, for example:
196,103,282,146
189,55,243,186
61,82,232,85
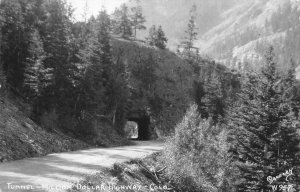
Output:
0,141,164,192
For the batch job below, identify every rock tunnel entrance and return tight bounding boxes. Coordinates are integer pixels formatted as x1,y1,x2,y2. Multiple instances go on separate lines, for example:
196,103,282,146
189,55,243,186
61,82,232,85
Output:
125,111,151,140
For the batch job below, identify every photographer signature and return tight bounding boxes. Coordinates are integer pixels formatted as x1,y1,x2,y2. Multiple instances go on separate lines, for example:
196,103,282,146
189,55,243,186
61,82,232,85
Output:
267,168,293,184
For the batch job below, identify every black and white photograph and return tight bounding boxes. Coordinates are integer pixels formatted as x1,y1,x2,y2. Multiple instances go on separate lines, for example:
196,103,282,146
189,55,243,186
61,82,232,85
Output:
0,0,300,191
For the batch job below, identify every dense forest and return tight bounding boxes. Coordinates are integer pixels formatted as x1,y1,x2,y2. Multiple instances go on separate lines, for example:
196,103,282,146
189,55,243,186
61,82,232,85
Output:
0,0,300,191
0,0,236,142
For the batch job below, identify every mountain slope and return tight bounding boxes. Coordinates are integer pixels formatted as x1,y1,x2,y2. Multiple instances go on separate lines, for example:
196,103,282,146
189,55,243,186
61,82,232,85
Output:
197,0,291,68
0,95,88,162
138,0,300,72
136,0,241,49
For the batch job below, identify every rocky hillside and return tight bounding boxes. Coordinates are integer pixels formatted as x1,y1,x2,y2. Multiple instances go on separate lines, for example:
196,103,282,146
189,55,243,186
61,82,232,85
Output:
110,37,240,137
0,94,89,162
111,37,193,136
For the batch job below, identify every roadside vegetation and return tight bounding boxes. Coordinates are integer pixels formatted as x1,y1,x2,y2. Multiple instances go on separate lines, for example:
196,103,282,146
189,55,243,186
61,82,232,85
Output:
68,153,170,192
70,4,299,191
160,46,300,191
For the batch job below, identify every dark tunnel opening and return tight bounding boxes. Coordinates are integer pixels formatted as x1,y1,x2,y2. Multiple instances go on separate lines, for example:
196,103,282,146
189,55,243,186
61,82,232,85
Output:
126,113,151,140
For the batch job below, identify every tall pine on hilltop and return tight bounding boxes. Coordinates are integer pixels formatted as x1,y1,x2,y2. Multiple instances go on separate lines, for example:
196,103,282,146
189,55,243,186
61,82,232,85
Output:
231,47,300,191
112,3,132,38
179,3,198,61
146,25,167,49
155,26,168,49
130,0,146,39
147,25,157,46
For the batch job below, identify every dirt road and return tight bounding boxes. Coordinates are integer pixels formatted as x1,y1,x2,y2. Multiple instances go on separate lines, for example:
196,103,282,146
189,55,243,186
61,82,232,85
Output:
0,141,164,192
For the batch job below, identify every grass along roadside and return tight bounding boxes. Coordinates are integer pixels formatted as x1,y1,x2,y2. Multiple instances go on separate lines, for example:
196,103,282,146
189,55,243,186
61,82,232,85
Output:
68,152,175,192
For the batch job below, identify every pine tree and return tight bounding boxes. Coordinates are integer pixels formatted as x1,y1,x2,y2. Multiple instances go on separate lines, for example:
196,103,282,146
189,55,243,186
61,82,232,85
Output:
180,4,198,61
24,30,53,96
204,74,226,124
112,3,132,38
192,80,208,118
155,26,168,49
78,9,114,116
283,59,300,118
78,32,106,116
97,10,116,115
130,0,146,39
147,25,157,46
231,47,300,191
34,0,82,129
42,0,76,101
97,9,113,72
193,70,227,124
0,0,29,91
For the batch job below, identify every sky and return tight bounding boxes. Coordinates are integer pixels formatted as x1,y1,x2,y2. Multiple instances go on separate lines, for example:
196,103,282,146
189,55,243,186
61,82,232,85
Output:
66,0,128,21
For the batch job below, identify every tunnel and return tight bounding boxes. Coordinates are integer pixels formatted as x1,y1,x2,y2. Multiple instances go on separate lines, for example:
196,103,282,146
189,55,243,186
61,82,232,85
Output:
125,111,151,140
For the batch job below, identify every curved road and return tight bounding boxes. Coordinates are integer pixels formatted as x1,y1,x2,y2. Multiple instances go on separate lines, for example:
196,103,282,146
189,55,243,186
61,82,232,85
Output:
0,141,164,192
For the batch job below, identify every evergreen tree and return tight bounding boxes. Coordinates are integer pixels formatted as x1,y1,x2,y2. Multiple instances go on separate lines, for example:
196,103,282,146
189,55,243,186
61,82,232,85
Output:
78,9,114,116
0,0,29,91
192,80,207,117
112,3,132,38
283,59,300,118
162,105,234,191
97,10,116,115
78,33,105,119
180,4,198,61
130,0,146,39
24,30,53,97
204,74,226,123
78,10,131,135
34,0,81,130
147,25,157,46
155,26,168,49
42,0,76,102
96,9,113,74
25,0,47,35
193,71,227,124
231,47,300,191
